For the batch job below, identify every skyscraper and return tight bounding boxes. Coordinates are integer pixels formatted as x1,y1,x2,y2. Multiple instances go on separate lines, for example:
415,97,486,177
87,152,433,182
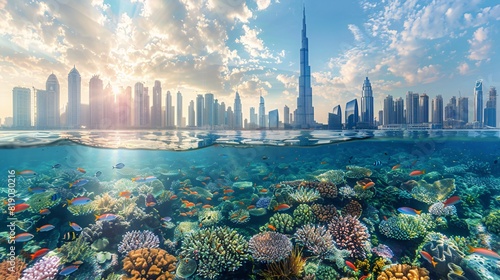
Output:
204,93,214,128
117,86,131,128
295,7,314,128
67,66,81,128
188,100,195,127
249,107,257,128
432,95,444,125
143,87,150,127
457,97,468,125
234,91,242,129
177,91,183,128
474,80,483,124
361,77,374,126
13,87,31,128
152,80,162,128
219,102,226,127
484,86,497,127
394,97,405,124
45,73,60,128
283,105,290,125
345,99,359,129
196,94,204,128
133,82,145,127
268,109,279,129
328,105,342,130
405,91,419,124
445,96,457,121
419,93,429,123
383,95,394,125
259,95,266,128
89,75,104,129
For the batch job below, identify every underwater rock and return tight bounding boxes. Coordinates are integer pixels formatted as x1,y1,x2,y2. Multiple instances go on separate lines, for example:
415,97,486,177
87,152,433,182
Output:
176,258,197,278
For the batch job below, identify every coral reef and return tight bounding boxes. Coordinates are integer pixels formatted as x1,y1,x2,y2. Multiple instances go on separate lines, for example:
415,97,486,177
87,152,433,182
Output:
176,258,197,278
482,210,500,234
338,186,356,200
118,230,160,255
0,257,26,280
421,236,465,279
249,231,292,263
20,255,60,280
371,244,394,260
293,204,316,226
259,246,306,280
122,248,176,280
93,193,117,215
428,202,457,216
268,213,295,233
81,219,130,243
67,200,97,216
411,179,455,204
311,204,339,223
27,191,60,213
58,235,96,263
228,209,250,224
345,165,372,179
315,170,345,185
294,224,335,258
256,197,272,209
328,215,370,259
379,214,436,240
289,188,321,203
377,264,430,280
341,200,363,218
173,221,199,240
180,226,249,279
198,210,223,227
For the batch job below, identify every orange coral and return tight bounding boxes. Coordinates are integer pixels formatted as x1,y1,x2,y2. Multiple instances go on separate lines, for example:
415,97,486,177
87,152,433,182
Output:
123,248,177,280
0,257,27,280
377,264,430,280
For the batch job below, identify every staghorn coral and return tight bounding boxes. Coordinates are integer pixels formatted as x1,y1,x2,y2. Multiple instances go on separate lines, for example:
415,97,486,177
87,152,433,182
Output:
289,188,321,203
118,230,160,255
379,214,436,240
311,203,338,223
341,200,363,218
122,248,176,280
428,202,457,216
294,224,335,258
328,215,370,259
482,210,500,234
268,213,295,233
180,226,249,279
20,255,60,280
316,170,346,185
228,209,250,224
293,204,316,226
377,264,430,280
0,257,26,280
249,231,292,263
93,193,117,215
345,165,372,179
198,210,223,227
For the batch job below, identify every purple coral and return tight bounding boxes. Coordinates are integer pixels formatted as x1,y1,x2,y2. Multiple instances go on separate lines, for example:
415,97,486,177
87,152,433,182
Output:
328,215,370,259
256,197,272,209
371,244,394,259
118,230,160,255
20,255,60,280
248,232,292,263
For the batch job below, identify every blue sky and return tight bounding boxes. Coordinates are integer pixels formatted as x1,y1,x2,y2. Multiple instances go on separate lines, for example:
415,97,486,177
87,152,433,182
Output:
1,0,499,124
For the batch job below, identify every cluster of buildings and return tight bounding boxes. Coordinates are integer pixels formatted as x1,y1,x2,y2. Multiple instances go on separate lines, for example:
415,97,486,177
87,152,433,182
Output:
6,8,498,130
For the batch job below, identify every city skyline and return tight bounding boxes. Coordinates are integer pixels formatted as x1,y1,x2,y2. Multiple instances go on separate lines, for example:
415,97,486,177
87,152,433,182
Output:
1,1,500,125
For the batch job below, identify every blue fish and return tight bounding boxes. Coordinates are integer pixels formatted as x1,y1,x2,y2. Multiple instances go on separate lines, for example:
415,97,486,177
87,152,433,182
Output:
69,179,89,188
51,193,60,201
59,265,79,276
397,207,421,216
113,163,125,169
161,216,172,222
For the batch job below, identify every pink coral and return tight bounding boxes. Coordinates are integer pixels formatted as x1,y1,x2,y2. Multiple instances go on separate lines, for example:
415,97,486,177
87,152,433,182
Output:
20,255,60,280
327,215,370,259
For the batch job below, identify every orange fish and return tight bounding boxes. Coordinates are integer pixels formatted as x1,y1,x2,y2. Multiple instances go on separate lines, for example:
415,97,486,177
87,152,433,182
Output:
31,248,50,260
170,195,178,200
345,260,358,272
274,204,291,212
222,196,234,200
206,197,212,200
180,212,187,216
230,213,239,219
363,181,375,190
420,250,437,267
202,204,212,209
262,176,269,181
185,202,195,208
247,205,256,210
13,203,30,213
76,167,86,173
223,189,234,194
268,224,276,231
468,245,500,260
259,189,268,193
119,191,132,198
320,161,327,164
410,169,425,176
190,191,199,195
239,216,249,222
392,164,401,170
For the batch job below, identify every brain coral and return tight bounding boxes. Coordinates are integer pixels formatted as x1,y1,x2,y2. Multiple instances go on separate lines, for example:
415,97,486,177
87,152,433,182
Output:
122,248,176,280
377,264,430,280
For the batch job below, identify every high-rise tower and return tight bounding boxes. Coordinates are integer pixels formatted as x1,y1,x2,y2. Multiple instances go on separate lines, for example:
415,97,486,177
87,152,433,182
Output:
474,80,483,124
485,86,497,127
46,73,60,128
67,66,81,128
152,80,162,128
177,91,183,128
259,95,266,128
295,7,314,128
234,91,242,129
89,75,104,129
361,77,373,126
13,87,31,128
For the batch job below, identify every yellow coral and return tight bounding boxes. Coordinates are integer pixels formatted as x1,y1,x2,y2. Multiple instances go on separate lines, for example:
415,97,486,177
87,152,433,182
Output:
123,248,176,280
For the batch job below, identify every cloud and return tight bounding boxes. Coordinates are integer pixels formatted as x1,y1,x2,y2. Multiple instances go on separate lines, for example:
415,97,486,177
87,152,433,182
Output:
255,0,271,11
468,27,491,61
276,74,297,89
347,24,363,42
457,62,470,75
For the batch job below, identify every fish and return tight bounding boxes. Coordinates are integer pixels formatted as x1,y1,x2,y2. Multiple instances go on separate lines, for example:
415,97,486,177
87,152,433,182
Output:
76,167,86,173
397,207,421,216
392,164,401,170
359,275,370,280
66,197,92,206
409,169,426,176
202,204,212,209
161,217,172,222
119,191,132,198
3,198,26,205
51,193,60,201
13,203,30,213
373,160,382,166
72,261,84,265
94,171,102,177
239,215,249,222
268,224,276,231
420,250,437,267
59,265,80,276
51,164,61,169
320,161,327,164
274,204,291,212
36,224,55,232
146,194,157,207
144,176,157,182
69,222,82,231
345,260,358,272
14,233,34,242
259,189,268,193
443,196,461,207
95,213,118,221
62,231,78,241
16,170,37,176
247,205,256,210
28,187,47,194
468,246,500,260
170,195,178,200
39,208,51,215
69,179,89,188
363,181,375,190
31,248,50,260
262,155,268,160
223,189,234,194
113,163,125,169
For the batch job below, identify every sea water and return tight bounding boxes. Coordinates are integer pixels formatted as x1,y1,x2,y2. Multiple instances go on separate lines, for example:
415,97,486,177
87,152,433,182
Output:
1,130,500,280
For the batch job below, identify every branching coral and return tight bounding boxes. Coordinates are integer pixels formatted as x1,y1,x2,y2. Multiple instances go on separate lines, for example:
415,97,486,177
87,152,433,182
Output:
289,188,321,203
118,230,160,255
294,224,334,258
379,214,436,240
20,255,60,280
249,231,292,263
328,215,370,259
0,257,26,280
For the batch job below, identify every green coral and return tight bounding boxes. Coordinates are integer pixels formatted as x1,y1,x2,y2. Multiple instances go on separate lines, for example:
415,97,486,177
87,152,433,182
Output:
379,213,436,240
268,213,295,233
180,226,249,279
67,201,97,216
28,191,60,213
199,210,223,227
58,235,96,263
316,263,339,280
293,204,316,226
483,210,500,234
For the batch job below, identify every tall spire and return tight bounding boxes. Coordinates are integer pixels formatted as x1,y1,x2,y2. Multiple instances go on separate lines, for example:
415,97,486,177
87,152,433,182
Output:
296,5,314,128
